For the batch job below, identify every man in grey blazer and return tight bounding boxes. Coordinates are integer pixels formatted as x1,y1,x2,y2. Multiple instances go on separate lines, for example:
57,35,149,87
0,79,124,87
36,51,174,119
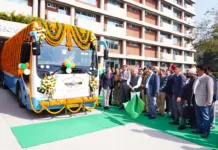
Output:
192,65,214,138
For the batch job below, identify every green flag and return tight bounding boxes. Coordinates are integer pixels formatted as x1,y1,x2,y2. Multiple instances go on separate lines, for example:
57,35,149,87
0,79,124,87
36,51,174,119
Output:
123,94,145,119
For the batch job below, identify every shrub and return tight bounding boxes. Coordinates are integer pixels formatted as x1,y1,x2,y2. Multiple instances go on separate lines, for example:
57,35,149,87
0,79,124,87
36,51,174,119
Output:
0,11,44,24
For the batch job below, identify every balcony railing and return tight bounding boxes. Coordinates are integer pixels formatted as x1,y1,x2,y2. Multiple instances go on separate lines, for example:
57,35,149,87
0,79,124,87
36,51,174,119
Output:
173,55,184,62
161,21,172,31
104,24,126,37
185,4,194,13
0,1,32,16
184,17,194,25
161,7,172,17
161,53,173,61
76,18,102,33
184,43,193,49
160,37,172,45
185,56,194,63
105,3,126,18
47,11,71,24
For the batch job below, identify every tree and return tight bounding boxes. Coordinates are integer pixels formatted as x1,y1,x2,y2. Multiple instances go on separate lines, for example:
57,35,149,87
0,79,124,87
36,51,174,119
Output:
194,5,218,69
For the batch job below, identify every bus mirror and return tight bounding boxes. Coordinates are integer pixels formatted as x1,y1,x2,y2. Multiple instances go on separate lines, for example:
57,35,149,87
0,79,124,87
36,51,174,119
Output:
104,49,108,60
32,42,40,56
20,41,30,63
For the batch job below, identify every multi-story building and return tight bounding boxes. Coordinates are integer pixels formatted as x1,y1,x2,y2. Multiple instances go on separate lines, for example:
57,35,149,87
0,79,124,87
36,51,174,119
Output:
0,0,196,70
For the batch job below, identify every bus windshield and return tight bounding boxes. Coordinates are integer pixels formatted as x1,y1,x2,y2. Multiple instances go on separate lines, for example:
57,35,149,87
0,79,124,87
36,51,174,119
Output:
37,40,95,74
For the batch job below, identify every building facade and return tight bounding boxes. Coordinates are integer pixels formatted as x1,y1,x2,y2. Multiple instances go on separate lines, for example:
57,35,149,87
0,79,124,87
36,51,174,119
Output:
0,0,196,70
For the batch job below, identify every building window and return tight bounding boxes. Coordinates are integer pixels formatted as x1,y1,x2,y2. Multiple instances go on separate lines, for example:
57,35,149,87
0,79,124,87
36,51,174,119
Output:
161,32,170,39
47,2,56,9
162,3,171,9
173,37,179,44
108,0,120,6
145,28,153,32
129,7,139,13
163,48,168,53
173,50,179,55
145,45,152,48
76,11,96,21
145,12,154,17
108,19,123,27
8,0,28,5
173,22,180,31
127,60,137,65
173,9,180,18
174,0,181,5
105,39,119,50
81,0,96,5
128,24,139,29
129,42,139,47
145,61,151,67
161,18,171,24
58,6,67,15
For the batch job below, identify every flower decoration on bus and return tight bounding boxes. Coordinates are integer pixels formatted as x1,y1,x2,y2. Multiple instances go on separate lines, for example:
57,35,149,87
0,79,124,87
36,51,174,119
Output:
18,63,30,76
37,21,97,51
63,59,76,74
89,76,99,94
38,75,56,99
29,22,46,45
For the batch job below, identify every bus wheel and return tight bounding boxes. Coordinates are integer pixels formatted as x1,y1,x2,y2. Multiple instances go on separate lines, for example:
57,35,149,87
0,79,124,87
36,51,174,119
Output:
17,84,25,108
1,74,8,89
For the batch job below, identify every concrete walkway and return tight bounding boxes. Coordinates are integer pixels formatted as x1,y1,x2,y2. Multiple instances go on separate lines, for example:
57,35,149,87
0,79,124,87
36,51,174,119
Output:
0,89,215,150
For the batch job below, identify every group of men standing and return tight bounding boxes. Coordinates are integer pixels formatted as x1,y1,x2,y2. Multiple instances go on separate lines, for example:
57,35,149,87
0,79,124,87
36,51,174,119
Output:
100,64,217,138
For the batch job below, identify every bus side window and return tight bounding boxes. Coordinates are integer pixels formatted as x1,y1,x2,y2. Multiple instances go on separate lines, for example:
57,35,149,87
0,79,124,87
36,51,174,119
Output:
20,41,31,63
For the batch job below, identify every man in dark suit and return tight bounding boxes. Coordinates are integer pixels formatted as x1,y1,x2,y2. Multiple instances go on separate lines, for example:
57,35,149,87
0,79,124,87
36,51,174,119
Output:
206,67,217,129
101,67,114,110
165,65,176,118
170,66,186,125
144,66,160,119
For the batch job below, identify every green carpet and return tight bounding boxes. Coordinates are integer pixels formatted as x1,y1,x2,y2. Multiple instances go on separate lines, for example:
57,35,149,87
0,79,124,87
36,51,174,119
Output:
98,106,218,150
11,97,218,149
11,113,130,148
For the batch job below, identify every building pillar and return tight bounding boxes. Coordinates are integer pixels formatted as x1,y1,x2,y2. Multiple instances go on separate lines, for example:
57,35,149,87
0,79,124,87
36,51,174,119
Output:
157,16,161,27
182,11,185,20
70,7,75,25
141,27,145,39
100,0,105,10
158,0,161,11
182,0,185,7
182,37,185,47
122,59,126,66
158,62,161,67
33,0,38,17
122,40,126,55
141,43,144,57
157,46,161,59
124,2,127,11
182,64,185,72
40,0,45,19
100,15,104,32
142,10,145,22
157,31,161,42
182,24,185,34
141,60,145,69
123,21,127,29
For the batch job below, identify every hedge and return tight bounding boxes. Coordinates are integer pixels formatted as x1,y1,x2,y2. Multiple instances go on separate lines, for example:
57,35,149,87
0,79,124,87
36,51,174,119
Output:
0,11,44,24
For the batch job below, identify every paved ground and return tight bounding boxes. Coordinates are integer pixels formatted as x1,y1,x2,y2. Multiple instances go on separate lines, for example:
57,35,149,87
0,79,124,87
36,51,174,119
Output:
0,88,216,150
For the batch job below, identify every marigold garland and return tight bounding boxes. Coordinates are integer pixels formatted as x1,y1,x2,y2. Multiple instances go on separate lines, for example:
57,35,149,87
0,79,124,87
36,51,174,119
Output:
0,20,97,77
